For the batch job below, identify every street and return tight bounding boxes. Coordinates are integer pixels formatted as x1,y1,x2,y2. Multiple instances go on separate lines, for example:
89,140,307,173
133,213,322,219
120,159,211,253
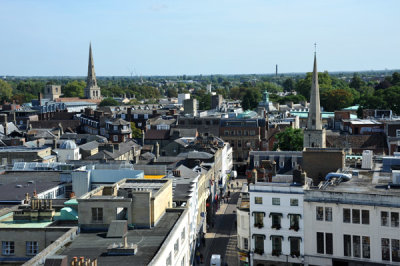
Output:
198,178,245,266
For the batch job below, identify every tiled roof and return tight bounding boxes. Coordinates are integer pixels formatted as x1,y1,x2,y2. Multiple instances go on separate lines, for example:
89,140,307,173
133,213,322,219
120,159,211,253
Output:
145,130,170,140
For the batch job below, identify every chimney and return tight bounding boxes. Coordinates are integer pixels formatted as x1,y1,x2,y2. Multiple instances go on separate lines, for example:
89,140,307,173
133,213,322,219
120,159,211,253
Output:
72,257,78,266
155,142,159,159
79,257,84,266
124,235,128,248
127,107,132,120
53,139,57,149
24,193,29,204
36,139,40,147
38,93,42,105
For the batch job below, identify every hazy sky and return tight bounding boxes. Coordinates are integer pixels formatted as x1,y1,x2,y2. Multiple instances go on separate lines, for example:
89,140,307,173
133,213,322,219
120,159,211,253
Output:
1,0,399,76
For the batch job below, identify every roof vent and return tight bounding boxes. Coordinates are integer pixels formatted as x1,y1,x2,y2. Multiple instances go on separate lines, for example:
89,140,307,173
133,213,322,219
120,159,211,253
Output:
15,184,22,188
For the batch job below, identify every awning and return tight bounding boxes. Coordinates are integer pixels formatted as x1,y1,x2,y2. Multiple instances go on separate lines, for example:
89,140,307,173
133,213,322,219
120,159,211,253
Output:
252,234,266,239
270,235,284,240
252,211,266,216
269,212,283,218
287,213,302,218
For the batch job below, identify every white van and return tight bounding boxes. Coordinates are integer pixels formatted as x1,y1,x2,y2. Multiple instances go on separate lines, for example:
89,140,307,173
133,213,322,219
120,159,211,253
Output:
210,254,221,266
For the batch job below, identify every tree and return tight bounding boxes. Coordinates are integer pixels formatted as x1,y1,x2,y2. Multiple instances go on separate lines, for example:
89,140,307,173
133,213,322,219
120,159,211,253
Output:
0,80,13,103
349,73,365,91
273,127,303,151
321,89,354,111
99,97,119,107
130,122,142,139
282,78,295,92
392,72,400,86
296,72,332,100
242,89,260,110
63,80,85,98
166,87,178,98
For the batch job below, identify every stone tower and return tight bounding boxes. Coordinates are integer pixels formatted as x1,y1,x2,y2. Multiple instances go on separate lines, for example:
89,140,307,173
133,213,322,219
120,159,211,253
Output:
303,53,326,148
84,43,101,100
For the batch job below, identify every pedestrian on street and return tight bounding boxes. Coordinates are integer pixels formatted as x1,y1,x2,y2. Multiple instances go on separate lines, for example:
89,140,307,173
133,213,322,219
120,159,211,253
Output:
236,181,239,188
195,250,200,265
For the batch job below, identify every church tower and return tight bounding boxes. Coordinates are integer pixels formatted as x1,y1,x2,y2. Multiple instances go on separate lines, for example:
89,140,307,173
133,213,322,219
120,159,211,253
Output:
84,43,101,100
303,52,326,148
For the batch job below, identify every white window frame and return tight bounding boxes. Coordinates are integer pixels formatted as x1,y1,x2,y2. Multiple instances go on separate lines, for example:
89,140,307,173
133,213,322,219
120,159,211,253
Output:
113,135,119,142
26,241,38,256
2,241,14,255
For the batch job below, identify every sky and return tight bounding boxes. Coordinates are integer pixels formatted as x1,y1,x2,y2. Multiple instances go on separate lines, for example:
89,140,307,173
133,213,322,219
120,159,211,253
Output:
0,0,399,76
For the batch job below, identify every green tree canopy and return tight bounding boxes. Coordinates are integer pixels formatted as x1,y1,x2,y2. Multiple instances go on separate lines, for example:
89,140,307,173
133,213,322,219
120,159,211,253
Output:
282,78,296,92
242,89,261,110
273,127,303,151
296,71,332,99
63,80,85,98
99,97,119,107
349,73,365,91
130,122,142,139
321,89,354,111
0,80,13,103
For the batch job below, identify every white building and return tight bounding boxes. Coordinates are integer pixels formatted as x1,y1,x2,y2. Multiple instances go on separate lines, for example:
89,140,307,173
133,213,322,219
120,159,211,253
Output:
55,140,81,163
237,184,250,265
178,93,190,105
249,183,304,265
304,172,400,265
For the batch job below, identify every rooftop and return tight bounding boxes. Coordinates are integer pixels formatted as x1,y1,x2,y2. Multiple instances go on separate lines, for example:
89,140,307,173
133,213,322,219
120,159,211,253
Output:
57,210,182,265
0,172,62,203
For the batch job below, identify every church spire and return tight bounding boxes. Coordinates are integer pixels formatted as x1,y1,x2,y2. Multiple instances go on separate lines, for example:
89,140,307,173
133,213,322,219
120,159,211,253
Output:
87,42,97,88
307,51,322,130
84,43,101,99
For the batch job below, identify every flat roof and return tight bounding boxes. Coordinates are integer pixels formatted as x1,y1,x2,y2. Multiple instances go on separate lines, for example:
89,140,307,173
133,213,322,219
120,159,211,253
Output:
0,172,62,202
0,212,55,228
58,211,181,265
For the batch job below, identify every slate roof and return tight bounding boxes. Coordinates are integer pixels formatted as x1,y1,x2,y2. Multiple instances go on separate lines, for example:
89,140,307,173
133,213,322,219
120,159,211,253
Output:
326,134,387,152
170,128,197,138
145,130,170,140
79,141,99,151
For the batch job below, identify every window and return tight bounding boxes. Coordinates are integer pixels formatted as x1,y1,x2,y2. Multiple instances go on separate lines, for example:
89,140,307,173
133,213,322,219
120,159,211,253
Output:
271,213,281,229
243,238,248,250
91,208,103,222
316,206,324,221
392,239,400,262
254,212,264,228
113,125,118,131
255,197,262,204
353,235,361,258
317,232,324,254
250,130,256,136
290,198,298,206
326,233,333,255
254,235,264,255
174,239,179,255
352,209,360,224
325,207,332,222
343,208,351,223
290,237,300,257
362,236,370,259
396,129,400,137
2,241,14,255
237,130,242,136
271,236,282,255
391,212,399,227
238,140,242,148
289,214,300,231
113,135,119,142
166,251,172,266
26,241,38,256
272,198,280,205
244,130,248,136
181,256,185,266
224,130,229,136
181,228,185,242
133,114,138,119
362,210,370,225
381,211,389,226
344,235,351,257
144,114,148,119
382,238,390,261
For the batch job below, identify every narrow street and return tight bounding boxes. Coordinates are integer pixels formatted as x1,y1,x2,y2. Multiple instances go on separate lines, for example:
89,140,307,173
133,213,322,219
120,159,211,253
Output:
198,178,245,266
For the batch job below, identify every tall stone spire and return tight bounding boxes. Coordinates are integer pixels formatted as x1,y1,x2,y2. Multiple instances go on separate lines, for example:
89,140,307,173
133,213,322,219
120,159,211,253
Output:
87,43,97,88
307,52,322,130
84,43,101,100
303,50,326,149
